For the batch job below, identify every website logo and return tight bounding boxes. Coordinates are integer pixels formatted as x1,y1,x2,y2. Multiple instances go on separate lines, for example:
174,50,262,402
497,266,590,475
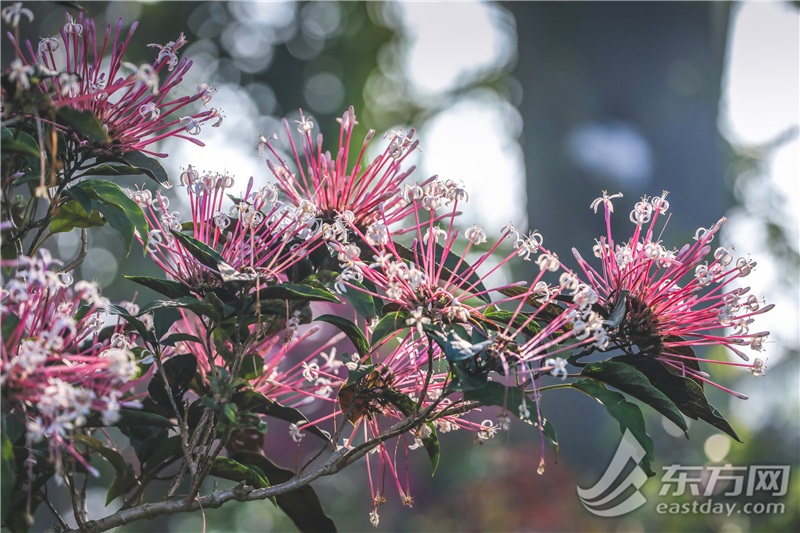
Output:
576,429,649,517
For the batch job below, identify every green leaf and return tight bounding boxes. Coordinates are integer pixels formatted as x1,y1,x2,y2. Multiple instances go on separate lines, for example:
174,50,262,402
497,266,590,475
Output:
482,309,542,337
57,107,110,143
122,150,170,186
79,163,149,177
1,425,16,524
232,390,331,442
73,435,135,505
230,451,337,532
112,409,174,429
210,457,270,489
370,311,410,346
258,282,340,304
138,296,220,322
108,304,153,342
170,230,225,272
49,199,106,234
430,329,494,363
125,275,191,299
611,355,741,442
240,354,265,380
315,314,369,357
1,137,40,159
148,354,197,410
541,419,559,462
152,307,181,340
571,379,656,476
381,390,440,474
74,179,149,254
464,381,529,420
160,332,203,347
141,434,181,472
338,279,380,318
580,361,688,435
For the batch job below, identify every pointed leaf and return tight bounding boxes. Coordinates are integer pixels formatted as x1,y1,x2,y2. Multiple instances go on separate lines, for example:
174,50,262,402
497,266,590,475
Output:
74,180,149,254
122,150,170,186
57,107,110,143
571,379,656,476
258,282,340,304
210,457,270,489
581,360,688,435
170,230,225,271
50,199,106,234
233,390,331,442
380,390,440,474
315,314,369,357
230,452,337,532
611,355,741,442
125,275,191,299
370,311,410,346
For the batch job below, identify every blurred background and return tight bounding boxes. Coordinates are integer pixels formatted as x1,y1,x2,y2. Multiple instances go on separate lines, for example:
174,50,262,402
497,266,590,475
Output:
7,1,798,531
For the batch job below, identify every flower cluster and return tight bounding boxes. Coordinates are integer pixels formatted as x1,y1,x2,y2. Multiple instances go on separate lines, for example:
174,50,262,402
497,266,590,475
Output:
0,251,144,474
134,170,323,288
5,11,221,156
570,191,771,395
261,106,427,243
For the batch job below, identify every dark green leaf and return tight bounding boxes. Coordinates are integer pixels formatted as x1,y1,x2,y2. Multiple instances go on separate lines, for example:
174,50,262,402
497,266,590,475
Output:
233,390,331,442
603,290,629,328
464,381,531,421
580,361,688,435
381,390,440,474
338,279,380,318
72,435,135,505
148,354,197,410
108,304,153,342
240,354,265,380
482,310,542,337
611,355,741,441
170,230,225,272
122,150,170,186
57,107,110,143
571,379,656,476
1,137,40,159
79,164,148,177
125,275,191,299
315,314,369,357
152,307,181,341
49,199,106,234
370,311,410,346
64,186,93,214
74,179,149,253
142,434,181,472
258,282,340,304
112,409,174,429
138,296,220,322
160,332,203,347
210,457,270,489
430,329,494,363
230,452,336,532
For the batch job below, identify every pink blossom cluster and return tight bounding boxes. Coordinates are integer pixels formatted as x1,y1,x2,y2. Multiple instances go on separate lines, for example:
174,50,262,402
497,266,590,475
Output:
1,251,145,474
5,11,221,156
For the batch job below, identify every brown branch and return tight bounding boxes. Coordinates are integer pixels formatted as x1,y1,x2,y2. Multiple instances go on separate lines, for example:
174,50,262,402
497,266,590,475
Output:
72,405,437,533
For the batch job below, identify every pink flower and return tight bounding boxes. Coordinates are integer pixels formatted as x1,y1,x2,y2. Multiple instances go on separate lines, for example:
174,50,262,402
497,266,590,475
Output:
261,106,425,239
6,12,220,156
570,191,772,396
1,252,146,474
135,171,323,288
